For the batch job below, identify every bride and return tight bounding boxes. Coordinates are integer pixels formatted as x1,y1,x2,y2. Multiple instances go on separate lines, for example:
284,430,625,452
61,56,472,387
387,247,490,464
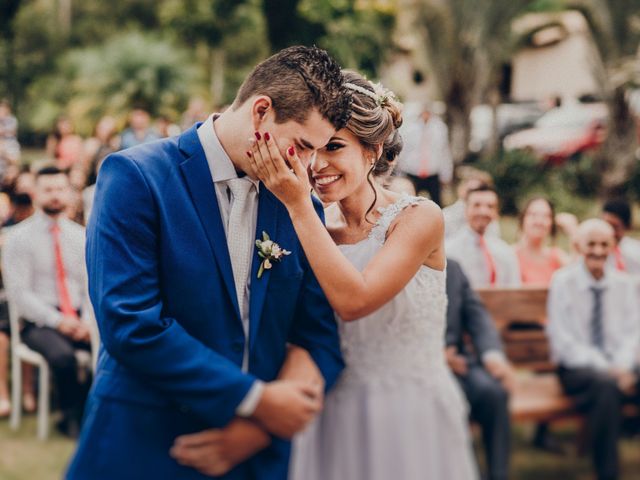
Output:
249,71,478,480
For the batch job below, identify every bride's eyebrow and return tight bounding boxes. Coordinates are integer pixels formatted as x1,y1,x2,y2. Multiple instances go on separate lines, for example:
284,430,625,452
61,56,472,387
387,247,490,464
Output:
328,136,347,142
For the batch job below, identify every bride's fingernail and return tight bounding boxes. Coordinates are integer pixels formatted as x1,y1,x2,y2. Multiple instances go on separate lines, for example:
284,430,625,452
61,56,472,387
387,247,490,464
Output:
254,131,261,140
288,146,295,156
264,132,271,141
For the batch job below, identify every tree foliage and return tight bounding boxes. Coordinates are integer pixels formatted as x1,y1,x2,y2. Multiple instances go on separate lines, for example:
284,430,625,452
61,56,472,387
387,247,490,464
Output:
23,32,201,135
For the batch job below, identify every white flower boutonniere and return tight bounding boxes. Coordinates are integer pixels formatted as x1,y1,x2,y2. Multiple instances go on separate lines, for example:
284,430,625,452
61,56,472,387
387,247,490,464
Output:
255,231,291,278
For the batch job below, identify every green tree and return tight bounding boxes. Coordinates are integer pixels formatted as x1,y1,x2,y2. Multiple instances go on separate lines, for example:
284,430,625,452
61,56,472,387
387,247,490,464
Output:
0,0,22,106
23,32,202,136
159,0,267,106
298,0,397,77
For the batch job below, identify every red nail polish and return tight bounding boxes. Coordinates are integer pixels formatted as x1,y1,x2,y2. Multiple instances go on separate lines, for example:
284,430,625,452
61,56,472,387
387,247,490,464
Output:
288,146,295,156
246,151,252,157
264,132,270,141
254,131,261,140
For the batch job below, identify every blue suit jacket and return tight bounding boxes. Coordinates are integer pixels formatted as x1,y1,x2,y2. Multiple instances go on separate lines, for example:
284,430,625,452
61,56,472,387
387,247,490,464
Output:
67,125,344,480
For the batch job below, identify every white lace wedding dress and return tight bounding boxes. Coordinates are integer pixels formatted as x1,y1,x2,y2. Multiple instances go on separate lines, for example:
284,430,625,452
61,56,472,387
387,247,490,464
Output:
289,196,478,480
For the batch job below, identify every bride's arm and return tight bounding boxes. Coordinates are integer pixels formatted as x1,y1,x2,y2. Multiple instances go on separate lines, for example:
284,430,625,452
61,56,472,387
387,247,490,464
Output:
249,135,445,321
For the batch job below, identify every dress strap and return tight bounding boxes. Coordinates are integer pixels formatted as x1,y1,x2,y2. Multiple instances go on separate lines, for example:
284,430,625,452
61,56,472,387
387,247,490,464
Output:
369,194,425,243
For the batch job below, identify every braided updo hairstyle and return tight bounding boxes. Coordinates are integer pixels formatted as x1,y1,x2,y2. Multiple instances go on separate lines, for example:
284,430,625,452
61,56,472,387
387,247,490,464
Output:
342,70,403,221
343,70,403,176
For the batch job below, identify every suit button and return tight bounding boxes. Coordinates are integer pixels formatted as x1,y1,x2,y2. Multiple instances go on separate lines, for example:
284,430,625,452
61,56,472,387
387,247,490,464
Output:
232,342,243,353
179,404,190,413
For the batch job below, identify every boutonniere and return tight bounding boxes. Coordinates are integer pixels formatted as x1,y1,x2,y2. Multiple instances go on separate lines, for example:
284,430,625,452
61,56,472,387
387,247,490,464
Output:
255,231,291,278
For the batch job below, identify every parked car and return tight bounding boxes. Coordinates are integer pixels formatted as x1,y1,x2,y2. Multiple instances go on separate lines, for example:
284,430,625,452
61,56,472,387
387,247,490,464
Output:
469,102,544,155
503,102,608,163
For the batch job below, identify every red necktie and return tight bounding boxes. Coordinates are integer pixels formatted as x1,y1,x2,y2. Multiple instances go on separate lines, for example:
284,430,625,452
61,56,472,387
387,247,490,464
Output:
613,245,626,272
51,223,77,319
479,235,497,286
417,122,430,179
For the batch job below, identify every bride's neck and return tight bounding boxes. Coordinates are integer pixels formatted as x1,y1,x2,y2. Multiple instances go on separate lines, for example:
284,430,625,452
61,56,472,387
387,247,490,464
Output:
337,181,384,229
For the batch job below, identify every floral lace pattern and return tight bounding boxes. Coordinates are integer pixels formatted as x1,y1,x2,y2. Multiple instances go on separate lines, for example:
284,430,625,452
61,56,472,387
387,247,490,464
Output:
336,195,449,387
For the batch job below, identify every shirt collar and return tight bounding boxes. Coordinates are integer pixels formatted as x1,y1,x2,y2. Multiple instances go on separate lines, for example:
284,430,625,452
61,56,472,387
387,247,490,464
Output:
197,114,260,190
33,210,63,229
577,259,610,290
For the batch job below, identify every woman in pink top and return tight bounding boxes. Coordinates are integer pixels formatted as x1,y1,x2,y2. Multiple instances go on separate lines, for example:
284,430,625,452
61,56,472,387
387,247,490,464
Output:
514,197,569,285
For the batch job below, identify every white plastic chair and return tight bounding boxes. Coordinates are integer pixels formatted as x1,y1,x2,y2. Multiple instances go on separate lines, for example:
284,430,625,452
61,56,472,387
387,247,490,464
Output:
7,298,97,440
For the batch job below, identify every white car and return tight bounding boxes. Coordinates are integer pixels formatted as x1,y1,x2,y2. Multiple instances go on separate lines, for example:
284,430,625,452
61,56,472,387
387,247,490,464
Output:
503,103,608,161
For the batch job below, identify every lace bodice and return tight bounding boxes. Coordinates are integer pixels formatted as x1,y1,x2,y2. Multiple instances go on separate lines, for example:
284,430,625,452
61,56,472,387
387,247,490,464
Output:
335,195,449,386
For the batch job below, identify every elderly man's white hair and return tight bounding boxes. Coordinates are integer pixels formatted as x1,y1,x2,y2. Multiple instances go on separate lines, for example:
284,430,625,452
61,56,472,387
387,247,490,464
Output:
576,218,615,241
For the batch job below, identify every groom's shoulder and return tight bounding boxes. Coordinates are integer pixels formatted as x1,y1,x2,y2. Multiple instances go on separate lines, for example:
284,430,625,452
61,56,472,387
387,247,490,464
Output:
101,135,184,183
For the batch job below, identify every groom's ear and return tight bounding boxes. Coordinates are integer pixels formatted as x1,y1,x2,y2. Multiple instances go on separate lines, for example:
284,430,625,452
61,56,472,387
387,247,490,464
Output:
251,96,274,129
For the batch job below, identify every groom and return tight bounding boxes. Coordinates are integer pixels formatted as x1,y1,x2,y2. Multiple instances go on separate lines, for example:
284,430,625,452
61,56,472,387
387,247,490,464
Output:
67,46,350,479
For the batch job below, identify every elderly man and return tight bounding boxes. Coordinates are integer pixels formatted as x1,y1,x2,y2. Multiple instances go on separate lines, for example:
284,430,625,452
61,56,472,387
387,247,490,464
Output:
547,219,640,480
446,184,520,288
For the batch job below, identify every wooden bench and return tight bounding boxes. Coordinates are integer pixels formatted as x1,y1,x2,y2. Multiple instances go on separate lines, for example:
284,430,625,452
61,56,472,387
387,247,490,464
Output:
475,287,578,423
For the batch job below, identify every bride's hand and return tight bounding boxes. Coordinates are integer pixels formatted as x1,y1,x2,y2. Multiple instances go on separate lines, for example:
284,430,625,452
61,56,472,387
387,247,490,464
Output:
170,419,270,476
248,131,312,210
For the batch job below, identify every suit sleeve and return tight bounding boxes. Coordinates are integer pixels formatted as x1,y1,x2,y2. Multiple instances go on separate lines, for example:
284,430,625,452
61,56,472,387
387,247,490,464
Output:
454,261,504,356
287,199,344,392
87,153,255,427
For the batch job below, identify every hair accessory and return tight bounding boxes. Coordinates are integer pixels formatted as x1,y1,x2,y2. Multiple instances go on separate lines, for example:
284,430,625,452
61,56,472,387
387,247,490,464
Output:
345,82,396,107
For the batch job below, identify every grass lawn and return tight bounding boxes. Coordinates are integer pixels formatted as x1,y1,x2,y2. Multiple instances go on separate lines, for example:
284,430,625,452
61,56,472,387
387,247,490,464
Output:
1,414,639,479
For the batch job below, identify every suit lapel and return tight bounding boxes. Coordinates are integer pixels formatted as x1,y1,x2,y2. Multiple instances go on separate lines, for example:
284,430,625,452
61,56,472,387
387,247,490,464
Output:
178,126,241,320
249,186,279,349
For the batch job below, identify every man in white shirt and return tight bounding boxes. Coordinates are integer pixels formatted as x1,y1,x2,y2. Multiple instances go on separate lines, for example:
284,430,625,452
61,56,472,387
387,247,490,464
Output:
446,185,521,288
397,104,453,206
602,198,640,274
443,171,501,240
2,166,92,437
547,219,640,480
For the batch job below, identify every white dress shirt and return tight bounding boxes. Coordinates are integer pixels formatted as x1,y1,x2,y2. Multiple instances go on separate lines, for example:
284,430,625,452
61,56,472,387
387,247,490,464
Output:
446,225,521,288
1,212,90,328
197,115,263,416
547,261,640,371
606,236,640,275
442,199,500,240
397,114,453,182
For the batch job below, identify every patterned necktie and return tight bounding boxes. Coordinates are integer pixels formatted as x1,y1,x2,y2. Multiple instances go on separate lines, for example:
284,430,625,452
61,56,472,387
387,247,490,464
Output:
226,178,255,319
613,246,626,271
50,222,77,319
478,235,497,286
589,286,605,353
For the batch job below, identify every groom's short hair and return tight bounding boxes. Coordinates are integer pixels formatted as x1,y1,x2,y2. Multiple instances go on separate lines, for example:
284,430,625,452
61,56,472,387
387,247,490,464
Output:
233,45,352,130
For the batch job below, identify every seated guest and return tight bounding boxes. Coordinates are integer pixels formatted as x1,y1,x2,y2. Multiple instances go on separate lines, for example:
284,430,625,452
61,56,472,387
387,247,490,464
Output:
601,198,640,274
547,219,640,480
443,167,500,240
514,197,569,286
446,259,514,480
447,184,521,288
1,166,93,437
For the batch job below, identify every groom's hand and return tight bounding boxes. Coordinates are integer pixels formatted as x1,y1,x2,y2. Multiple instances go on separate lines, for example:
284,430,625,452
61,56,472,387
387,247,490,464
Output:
252,380,322,438
170,419,270,476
